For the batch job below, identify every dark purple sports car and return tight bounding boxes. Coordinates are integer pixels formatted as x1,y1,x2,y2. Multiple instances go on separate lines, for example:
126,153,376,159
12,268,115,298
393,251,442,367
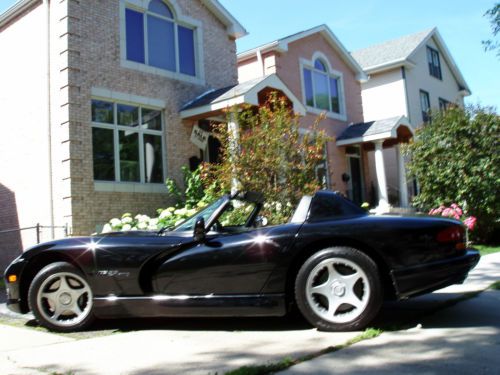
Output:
4,190,479,332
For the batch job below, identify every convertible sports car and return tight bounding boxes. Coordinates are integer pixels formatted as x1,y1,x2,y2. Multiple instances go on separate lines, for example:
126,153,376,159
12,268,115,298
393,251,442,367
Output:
4,190,479,332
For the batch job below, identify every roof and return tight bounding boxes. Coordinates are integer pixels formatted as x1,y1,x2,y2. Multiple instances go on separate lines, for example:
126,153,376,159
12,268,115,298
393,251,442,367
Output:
351,28,471,94
0,0,247,39
237,24,367,82
180,74,306,119
351,29,433,72
336,116,414,146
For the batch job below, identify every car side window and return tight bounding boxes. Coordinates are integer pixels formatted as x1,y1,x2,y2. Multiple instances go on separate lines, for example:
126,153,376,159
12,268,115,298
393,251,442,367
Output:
218,200,256,229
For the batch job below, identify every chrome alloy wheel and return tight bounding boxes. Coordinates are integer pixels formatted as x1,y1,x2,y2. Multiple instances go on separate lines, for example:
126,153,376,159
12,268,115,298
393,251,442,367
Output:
36,272,93,328
305,258,370,323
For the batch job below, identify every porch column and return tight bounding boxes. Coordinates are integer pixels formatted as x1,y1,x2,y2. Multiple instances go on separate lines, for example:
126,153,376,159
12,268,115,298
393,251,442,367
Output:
396,144,409,207
228,111,240,195
374,140,390,211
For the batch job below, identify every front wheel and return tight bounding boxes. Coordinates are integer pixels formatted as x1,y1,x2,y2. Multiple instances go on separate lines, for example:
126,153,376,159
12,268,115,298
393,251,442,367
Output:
295,247,382,331
28,262,95,332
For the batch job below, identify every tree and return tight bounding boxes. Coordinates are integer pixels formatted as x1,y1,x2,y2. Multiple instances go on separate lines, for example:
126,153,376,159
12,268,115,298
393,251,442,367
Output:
201,93,330,223
404,105,499,241
483,2,500,57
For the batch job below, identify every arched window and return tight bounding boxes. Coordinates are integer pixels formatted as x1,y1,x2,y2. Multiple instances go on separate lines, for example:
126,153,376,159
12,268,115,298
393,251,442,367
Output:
303,57,342,114
125,0,197,77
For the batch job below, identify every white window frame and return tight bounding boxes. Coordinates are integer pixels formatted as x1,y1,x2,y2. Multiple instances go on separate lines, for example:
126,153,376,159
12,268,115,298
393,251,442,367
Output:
91,88,168,193
119,0,205,85
299,52,347,121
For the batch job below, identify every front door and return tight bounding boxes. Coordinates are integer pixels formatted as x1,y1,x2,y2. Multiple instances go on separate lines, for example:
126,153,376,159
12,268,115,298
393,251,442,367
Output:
346,147,364,205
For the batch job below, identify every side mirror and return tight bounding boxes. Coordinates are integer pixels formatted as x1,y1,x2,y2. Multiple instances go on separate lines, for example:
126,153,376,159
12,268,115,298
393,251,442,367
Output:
254,216,268,228
194,216,206,241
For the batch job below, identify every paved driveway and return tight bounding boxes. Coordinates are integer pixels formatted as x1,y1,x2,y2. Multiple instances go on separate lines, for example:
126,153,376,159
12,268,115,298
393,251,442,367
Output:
0,252,498,375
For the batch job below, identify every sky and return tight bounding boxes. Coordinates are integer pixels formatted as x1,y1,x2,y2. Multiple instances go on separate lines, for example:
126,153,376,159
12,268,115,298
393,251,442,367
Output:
1,0,498,109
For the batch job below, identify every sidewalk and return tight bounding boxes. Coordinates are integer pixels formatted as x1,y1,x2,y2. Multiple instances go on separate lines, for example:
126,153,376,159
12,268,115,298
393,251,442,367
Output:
0,252,498,375
281,252,500,374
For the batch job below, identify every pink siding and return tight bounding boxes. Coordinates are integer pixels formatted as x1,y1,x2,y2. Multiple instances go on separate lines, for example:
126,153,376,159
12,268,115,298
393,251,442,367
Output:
273,33,365,193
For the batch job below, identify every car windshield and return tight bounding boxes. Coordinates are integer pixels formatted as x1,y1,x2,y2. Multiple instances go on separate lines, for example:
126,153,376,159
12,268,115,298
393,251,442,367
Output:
172,196,227,232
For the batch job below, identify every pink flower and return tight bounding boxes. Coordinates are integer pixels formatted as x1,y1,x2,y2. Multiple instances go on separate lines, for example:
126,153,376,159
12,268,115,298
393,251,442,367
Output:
451,203,459,209
463,216,477,231
442,208,454,218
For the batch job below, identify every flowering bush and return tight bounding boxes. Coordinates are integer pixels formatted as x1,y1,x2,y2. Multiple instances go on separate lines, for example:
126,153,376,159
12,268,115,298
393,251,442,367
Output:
428,203,477,231
102,202,207,233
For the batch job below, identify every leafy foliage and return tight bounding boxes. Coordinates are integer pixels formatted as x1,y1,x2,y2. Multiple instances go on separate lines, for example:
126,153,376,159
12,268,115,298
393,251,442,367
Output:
201,93,330,224
483,2,500,57
404,105,499,241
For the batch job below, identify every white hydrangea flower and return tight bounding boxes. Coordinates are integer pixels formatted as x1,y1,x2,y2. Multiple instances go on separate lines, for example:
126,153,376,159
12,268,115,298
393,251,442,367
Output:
174,208,187,216
167,207,176,212
148,224,159,230
138,215,150,223
101,224,112,233
137,221,148,230
149,218,159,226
110,218,121,227
121,216,133,224
159,210,172,219
122,223,132,231
187,208,198,216
276,202,282,212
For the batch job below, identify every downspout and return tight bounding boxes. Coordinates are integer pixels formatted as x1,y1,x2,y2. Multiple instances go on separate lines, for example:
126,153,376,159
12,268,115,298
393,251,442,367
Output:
44,0,55,237
401,66,411,124
256,48,264,77
401,65,418,195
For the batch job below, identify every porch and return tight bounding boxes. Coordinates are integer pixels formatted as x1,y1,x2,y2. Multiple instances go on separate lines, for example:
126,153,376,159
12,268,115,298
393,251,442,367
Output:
337,116,415,212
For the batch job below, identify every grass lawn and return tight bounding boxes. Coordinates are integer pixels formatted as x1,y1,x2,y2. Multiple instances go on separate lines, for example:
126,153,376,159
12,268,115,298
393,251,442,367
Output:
474,244,500,256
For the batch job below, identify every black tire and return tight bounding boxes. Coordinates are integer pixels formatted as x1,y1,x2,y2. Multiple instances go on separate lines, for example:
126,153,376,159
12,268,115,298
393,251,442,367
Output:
295,247,382,331
28,262,95,332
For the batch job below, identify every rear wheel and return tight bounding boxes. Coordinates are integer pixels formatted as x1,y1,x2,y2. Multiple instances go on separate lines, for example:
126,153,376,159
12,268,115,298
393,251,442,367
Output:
28,262,94,332
295,247,382,331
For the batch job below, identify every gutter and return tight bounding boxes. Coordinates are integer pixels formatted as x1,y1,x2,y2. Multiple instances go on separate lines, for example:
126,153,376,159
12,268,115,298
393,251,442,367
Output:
0,0,38,29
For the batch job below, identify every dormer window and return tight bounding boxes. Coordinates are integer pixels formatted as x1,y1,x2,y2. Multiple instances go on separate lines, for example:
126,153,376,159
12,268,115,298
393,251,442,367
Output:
427,46,442,80
124,0,197,77
302,56,344,117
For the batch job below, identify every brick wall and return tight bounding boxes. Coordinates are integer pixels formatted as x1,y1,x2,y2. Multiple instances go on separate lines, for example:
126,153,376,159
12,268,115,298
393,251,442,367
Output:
61,0,239,234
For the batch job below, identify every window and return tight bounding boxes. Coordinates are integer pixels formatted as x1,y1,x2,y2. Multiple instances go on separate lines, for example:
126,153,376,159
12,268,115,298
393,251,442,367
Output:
427,46,442,80
91,99,165,183
125,0,197,77
439,98,451,112
302,57,343,115
420,90,431,123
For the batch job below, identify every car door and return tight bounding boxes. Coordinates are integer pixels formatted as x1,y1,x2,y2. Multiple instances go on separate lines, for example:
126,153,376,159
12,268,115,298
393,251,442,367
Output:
152,199,301,295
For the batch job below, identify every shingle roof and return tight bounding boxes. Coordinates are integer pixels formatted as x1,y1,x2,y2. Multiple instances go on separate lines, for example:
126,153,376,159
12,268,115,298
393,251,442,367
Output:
337,116,408,142
351,28,434,70
181,76,269,111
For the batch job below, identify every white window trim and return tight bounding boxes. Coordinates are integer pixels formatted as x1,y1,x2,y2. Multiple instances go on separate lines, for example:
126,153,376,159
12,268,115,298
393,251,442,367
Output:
299,52,347,121
91,88,167,188
119,0,205,85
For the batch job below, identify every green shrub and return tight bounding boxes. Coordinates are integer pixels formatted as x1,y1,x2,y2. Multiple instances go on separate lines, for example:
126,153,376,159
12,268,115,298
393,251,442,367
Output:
404,105,499,241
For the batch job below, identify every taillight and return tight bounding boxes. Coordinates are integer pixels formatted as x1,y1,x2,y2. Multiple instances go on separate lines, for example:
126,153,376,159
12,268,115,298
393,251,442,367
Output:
437,226,464,242
436,226,465,248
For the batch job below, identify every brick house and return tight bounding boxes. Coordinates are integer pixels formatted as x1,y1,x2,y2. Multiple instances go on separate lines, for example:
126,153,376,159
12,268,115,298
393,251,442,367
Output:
0,0,251,268
0,0,311,271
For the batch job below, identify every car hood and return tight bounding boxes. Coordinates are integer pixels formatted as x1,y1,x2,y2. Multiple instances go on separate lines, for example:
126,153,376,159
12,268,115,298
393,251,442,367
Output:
19,231,194,260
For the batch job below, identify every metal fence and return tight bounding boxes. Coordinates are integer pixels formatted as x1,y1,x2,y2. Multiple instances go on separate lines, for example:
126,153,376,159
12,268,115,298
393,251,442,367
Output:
0,224,69,244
